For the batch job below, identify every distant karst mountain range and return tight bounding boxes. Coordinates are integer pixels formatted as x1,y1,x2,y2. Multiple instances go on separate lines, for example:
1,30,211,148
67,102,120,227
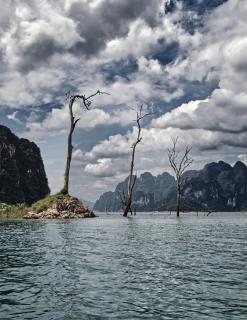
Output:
0,125,50,205
94,161,247,212
1,125,247,212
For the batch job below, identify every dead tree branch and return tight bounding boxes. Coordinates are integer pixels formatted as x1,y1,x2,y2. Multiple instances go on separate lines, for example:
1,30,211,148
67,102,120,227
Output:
123,104,152,217
61,90,109,195
168,137,193,217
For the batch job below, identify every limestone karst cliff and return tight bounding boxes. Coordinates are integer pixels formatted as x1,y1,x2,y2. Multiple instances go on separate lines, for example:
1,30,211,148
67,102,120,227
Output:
0,125,50,205
94,161,247,212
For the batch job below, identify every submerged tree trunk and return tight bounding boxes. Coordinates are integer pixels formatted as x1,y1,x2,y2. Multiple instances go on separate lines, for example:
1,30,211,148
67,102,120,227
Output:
176,182,181,217
123,197,132,217
122,105,151,217
168,138,193,218
123,151,137,217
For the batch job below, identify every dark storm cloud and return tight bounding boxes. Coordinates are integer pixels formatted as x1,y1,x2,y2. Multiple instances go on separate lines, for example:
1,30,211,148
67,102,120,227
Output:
222,135,247,148
19,38,67,73
3,0,160,72
100,59,138,82
198,143,221,152
0,2,13,30
149,40,179,66
163,122,247,135
67,0,159,56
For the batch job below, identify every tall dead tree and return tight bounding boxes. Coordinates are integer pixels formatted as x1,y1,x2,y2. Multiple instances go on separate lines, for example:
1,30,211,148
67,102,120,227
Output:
168,137,193,217
61,90,107,195
122,105,151,217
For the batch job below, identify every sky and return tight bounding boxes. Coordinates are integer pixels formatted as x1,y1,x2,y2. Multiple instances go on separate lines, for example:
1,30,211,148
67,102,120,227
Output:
0,0,247,202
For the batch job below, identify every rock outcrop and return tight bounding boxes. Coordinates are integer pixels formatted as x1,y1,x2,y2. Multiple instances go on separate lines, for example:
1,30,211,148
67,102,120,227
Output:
94,161,247,212
94,172,176,212
0,125,50,204
176,160,247,212
24,196,95,219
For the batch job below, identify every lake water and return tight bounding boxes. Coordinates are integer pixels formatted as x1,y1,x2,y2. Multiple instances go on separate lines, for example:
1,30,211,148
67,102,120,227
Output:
0,212,247,320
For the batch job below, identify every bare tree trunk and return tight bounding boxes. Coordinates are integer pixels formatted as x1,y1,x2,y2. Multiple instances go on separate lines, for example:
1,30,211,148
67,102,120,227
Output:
123,145,137,217
122,105,151,217
123,187,134,217
62,98,76,194
168,137,193,218
123,198,131,217
176,182,181,217
60,90,106,195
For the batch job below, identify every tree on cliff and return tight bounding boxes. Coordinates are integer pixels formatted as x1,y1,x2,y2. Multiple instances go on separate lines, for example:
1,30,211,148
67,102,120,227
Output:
120,104,151,217
61,90,107,195
168,137,193,217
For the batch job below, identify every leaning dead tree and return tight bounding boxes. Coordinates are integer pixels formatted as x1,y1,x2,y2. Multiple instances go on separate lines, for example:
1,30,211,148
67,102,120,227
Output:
168,137,193,217
61,90,107,195
122,105,151,217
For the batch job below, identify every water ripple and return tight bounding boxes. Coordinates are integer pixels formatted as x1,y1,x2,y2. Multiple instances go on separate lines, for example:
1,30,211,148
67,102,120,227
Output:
0,213,247,319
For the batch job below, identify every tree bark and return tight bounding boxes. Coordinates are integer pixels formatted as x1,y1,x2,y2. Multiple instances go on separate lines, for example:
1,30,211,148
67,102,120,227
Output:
123,120,140,216
123,143,137,216
122,105,151,217
61,98,76,195
123,196,132,217
60,90,105,195
176,182,181,217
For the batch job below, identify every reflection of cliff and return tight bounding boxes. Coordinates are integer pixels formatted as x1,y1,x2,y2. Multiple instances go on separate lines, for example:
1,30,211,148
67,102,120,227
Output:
0,125,50,204
94,161,247,212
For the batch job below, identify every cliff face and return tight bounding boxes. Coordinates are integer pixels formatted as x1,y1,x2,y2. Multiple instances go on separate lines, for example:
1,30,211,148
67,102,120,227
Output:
94,161,247,212
94,172,176,212
178,161,247,211
0,125,50,205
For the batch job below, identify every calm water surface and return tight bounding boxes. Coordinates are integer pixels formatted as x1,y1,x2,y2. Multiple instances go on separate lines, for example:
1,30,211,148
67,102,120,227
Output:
0,212,247,320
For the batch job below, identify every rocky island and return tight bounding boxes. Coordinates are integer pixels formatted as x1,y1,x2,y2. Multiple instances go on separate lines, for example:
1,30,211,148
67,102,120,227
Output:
23,194,95,219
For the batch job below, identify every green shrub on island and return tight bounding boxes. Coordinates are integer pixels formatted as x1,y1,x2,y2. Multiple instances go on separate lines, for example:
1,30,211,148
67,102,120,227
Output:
0,194,69,219
0,203,28,219
30,193,69,214
0,194,95,220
